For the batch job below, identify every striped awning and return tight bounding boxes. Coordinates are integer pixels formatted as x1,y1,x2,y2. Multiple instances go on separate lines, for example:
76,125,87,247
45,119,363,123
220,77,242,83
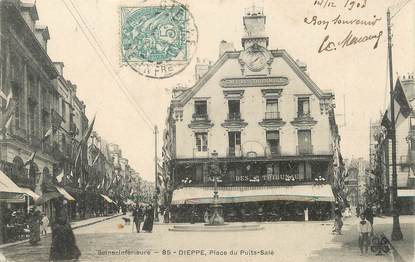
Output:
171,185,335,205
55,186,76,201
398,189,415,198
0,170,23,194
19,187,40,200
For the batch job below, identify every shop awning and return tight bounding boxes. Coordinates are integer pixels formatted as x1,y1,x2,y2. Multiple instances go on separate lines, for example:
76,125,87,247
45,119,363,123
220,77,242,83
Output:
0,170,24,194
171,185,335,205
100,194,114,203
19,187,40,200
398,189,415,198
55,186,76,201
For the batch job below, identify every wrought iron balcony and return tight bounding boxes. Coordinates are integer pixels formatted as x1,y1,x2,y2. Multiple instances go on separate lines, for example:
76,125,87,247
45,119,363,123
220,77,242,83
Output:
296,145,313,155
264,111,281,120
266,145,281,157
227,112,241,121
192,113,209,121
227,146,242,157
29,134,42,149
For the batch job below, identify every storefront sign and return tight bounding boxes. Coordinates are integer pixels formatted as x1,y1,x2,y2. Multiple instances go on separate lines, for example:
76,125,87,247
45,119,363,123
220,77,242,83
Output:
220,76,289,88
235,174,299,182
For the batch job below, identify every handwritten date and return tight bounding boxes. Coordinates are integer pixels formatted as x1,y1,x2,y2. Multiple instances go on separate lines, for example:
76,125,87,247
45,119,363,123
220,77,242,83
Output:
314,0,367,10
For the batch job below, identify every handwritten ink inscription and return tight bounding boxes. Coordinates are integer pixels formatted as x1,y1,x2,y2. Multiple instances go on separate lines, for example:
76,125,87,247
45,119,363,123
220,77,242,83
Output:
306,0,383,54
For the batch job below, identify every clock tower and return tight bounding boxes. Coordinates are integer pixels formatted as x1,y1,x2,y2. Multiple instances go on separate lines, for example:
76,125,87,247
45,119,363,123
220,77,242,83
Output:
241,6,269,49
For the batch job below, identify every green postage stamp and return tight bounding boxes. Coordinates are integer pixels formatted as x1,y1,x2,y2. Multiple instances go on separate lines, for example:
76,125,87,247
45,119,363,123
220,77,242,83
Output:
120,0,198,79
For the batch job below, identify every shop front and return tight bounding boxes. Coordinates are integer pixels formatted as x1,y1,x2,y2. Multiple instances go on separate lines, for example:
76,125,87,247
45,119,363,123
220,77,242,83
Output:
170,184,334,222
170,158,335,222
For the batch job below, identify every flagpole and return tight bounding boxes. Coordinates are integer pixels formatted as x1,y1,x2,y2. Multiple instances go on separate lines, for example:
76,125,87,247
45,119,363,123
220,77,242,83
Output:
387,8,403,241
154,125,158,222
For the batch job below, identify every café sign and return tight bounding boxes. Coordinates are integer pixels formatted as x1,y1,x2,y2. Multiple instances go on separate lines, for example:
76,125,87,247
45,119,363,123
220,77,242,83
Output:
220,76,289,88
235,174,299,182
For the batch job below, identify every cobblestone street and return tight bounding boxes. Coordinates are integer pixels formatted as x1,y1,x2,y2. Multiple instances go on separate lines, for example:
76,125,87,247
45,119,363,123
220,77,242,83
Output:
1,214,413,262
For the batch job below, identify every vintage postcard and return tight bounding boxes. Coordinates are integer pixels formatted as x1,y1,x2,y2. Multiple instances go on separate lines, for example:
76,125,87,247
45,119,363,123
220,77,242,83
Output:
0,0,414,261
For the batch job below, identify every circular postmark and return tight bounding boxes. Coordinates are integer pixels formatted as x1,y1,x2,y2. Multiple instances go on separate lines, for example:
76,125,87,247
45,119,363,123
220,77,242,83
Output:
120,0,198,79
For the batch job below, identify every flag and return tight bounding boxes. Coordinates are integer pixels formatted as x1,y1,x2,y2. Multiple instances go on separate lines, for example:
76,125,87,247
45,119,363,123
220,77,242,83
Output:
0,89,7,101
92,153,99,166
24,152,36,166
4,114,12,130
42,128,53,142
5,89,13,109
82,114,95,144
74,146,82,167
56,170,64,183
0,98,16,130
382,79,412,129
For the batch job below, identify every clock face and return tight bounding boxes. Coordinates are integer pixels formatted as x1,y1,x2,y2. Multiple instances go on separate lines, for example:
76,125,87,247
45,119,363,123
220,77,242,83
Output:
246,51,267,71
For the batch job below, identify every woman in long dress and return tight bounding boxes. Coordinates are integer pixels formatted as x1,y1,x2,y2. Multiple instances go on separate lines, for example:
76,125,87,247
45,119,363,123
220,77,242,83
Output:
142,205,154,233
49,198,81,261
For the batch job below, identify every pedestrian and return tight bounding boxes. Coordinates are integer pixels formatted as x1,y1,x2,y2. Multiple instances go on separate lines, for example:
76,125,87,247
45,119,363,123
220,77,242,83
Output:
142,205,154,233
333,204,343,235
363,205,374,230
204,209,209,224
358,214,372,255
132,205,144,233
49,198,81,261
28,208,41,245
40,213,49,236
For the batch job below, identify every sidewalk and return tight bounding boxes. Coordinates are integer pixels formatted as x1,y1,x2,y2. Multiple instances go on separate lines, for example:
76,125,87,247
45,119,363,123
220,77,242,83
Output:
0,213,122,250
308,215,414,262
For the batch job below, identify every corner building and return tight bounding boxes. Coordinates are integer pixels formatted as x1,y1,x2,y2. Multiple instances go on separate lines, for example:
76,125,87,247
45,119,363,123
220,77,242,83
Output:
165,7,342,222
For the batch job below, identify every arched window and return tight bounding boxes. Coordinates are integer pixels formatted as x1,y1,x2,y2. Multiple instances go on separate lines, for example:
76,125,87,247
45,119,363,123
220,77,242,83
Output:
12,156,24,178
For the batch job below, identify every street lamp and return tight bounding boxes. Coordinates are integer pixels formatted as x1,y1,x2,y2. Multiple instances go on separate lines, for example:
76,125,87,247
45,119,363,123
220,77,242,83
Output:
208,150,224,225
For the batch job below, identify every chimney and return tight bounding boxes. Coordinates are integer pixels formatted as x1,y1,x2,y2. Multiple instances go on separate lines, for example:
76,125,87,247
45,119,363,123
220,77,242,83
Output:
20,1,38,32
195,58,211,81
219,40,235,58
53,62,64,76
401,73,415,100
35,25,50,51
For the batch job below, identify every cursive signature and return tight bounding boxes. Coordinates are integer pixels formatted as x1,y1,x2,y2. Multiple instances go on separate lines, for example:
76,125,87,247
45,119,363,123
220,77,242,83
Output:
318,30,383,53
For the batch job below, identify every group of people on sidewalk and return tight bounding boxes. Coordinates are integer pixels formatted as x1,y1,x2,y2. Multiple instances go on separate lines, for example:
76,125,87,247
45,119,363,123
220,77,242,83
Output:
132,204,154,233
332,203,376,256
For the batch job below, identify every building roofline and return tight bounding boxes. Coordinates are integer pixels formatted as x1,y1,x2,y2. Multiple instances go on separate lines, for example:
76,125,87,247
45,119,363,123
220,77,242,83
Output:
172,49,334,108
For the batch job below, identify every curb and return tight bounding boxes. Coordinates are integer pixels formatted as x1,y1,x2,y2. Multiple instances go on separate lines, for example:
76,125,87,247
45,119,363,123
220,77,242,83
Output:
0,214,123,250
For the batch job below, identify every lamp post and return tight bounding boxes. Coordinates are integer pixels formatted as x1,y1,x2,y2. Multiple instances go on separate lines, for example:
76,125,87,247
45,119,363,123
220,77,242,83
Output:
208,150,224,225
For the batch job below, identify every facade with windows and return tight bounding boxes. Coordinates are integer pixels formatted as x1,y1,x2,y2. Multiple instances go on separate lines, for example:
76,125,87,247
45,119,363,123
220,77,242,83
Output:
163,7,342,222
372,75,415,215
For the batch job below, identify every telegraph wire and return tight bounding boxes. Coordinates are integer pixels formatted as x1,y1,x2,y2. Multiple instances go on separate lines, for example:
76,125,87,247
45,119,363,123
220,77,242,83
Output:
66,0,155,129
60,0,155,131
391,0,413,19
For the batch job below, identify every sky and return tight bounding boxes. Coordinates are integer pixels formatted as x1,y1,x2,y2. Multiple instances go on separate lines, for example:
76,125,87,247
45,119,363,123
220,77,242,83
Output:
35,0,415,182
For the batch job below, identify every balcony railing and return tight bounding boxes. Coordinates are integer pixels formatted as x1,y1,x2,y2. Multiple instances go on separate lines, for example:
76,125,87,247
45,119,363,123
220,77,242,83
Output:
265,111,281,120
296,145,313,155
296,112,311,119
266,145,281,157
29,134,42,149
227,146,242,157
227,112,241,121
192,113,209,121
